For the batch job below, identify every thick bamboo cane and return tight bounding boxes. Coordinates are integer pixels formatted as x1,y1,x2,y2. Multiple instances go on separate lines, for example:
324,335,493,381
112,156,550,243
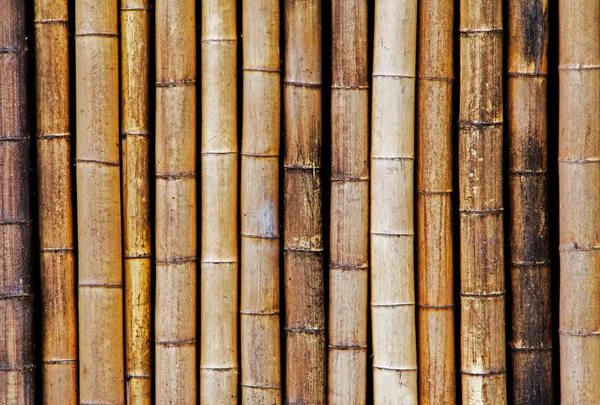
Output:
507,0,553,403
121,0,151,403
558,0,600,403
34,0,78,403
0,1,34,403
458,0,506,402
155,0,197,403
416,0,455,403
200,0,238,402
240,0,282,403
371,0,418,403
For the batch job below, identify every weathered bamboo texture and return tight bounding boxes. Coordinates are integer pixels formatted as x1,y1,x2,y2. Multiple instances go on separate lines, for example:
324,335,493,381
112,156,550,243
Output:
155,0,197,403
0,1,34,403
459,0,506,402
283,0,327,403
507,0,553,403
558,0,600,403
416,0,455,403
75,0,124,403
34,0,78,403
240,0,282,403
200,0,238,402
329,0,369,403
371,0,418,403
121,0,151,403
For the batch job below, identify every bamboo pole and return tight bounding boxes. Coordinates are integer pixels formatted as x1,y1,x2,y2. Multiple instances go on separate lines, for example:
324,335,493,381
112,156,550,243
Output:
75,0,124,402
34,0,78,403
240,0,282,403
558,0,600,403
154,0,197,403
458,0,506,402
200,0,238,402
0,1,34,403
121,0,151,403
416,0,455,403
507,0,553,403
371,0,418,403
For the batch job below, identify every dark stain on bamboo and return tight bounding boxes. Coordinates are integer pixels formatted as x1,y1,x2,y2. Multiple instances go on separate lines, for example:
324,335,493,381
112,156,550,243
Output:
520,0,547,66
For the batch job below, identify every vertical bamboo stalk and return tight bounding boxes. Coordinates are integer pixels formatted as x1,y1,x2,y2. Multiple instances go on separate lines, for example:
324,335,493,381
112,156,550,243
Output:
558,0,600,403
459,0,506,402
121,0,151,403
75,0,124,402
200,0,238,402
240,0,282,403
416,0,455,403
507,0,553,403
155,0,197,403
34,0,78,403
371,0,418,403
0,1,34,403
329,0,369,403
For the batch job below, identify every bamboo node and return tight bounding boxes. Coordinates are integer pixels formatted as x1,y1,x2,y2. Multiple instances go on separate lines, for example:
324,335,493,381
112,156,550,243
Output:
372,302,415,307
199,366,238,372
331,85,369,90
416,190,452,195
370,231,414,237
328,345,367,350
283,80,322,89
418,75,454,82
75,158,120,167
510,260,551,267
42,359,77,365
120,131,150,139
242,67,281,73
201,38,237,43
155,339,196,347
240,311,280,316
460,368,506,376
0,293,34,301
37,133,71,140
458,121,503,129
79,283,123,289
120,6,151,11
0,136,29,142
417,304,454,310
39,247,74,253
241,384,282,390
330,263,368,271
558,158,600,164
241,152,279,158
283,246,324,254
155,257,197,265
458,208,504,215
124,253,152,259
240,233,279,240
558,64,600,71
0,219,32,226
126,375,152,380
508,169,547,175
373,366,418,372
33,19,69,25
330,176,368,182
507,72,548,78
284,326,325,335
510,345,553,352
371,156,414,161
75,32,118,38
155,172,196,180
458,28,503,35
372,73,415,80
0,364,36,371
155,79,196,88
460,291,505,298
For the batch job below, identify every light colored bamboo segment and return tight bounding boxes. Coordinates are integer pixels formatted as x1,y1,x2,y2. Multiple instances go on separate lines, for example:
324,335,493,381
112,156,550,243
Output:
241,0,282,403
416,0,455,404
154,0,197,403
371,0,418,403
558,1,600,403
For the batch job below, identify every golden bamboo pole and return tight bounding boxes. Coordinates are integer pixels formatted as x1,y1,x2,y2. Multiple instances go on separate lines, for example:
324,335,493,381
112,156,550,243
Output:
558,0,600,403
240,0,282,403
154,0,197,402
34,0,78,403
371,0,418,402
416,0,455,403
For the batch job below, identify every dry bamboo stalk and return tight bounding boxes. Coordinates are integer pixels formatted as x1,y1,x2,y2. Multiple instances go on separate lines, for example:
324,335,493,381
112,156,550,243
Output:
458,0,506,402
329,0,369,403
121,0,151,403
371,0,418,403
240,0,282,403
558,0,600,403
416,0,455,403
507,0,553,403
200,0,238,402
0,1,34,403
75,0,124,402
154,0,197,403
34,0,78,403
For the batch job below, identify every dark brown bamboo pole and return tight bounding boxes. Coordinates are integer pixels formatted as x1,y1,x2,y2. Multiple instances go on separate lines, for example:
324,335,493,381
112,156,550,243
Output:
416,0,455,403
558,0,600,403
283,0,327,403
34,0,78,403
0,1,34,403
507,0,553,403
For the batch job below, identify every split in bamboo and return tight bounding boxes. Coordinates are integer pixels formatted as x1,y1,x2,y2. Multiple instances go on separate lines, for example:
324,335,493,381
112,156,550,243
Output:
34,0,78,403
371,0,418,403
558,0,600,403
154,0,198,403
416,0,455,403
0,1,34,403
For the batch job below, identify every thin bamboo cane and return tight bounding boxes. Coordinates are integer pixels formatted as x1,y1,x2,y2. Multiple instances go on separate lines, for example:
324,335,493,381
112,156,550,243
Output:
416,0,455,403
34,0,78,403
121,0,151,403
458,0,506,402
507,0,553,403
200,0,238,402
75,0,124,402
371,0,418,402
558,0,600,403
0,1,34,403
329,0,369,403
240,0,282,403
154,0,197,402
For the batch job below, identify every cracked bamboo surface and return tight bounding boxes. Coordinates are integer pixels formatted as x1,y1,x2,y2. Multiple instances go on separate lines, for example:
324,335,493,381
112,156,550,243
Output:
558,0,600,403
